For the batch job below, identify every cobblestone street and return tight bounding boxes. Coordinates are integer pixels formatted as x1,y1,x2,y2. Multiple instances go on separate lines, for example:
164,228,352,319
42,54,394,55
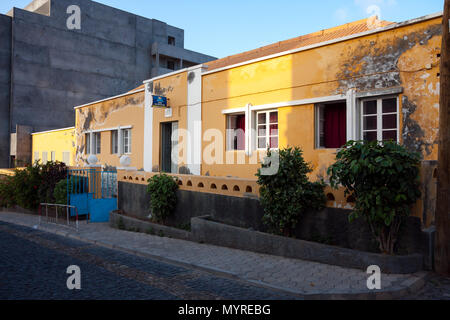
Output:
0,212,449,300
0,221,298,300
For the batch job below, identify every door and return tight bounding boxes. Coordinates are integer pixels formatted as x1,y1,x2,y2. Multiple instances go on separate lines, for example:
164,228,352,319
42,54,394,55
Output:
161,121,178,174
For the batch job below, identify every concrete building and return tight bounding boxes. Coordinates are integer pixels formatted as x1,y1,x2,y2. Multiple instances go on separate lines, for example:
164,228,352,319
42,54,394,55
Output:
0,0,216,167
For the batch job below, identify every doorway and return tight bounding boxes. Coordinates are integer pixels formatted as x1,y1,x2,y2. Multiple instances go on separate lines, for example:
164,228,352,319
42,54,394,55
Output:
161,122,178,173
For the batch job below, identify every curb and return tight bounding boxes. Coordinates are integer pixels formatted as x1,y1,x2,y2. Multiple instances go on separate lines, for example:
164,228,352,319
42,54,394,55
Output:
1,217,429,300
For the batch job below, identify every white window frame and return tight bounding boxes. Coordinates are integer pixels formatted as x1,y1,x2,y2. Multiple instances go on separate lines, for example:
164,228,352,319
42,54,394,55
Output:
314,101,347,149
62,151,70,165
85,133,91,155
226,113,246,151
315,104,326,149
111,130,119,155
256,109,279,150
42,152,48,164
93,132,101,155
359,95,399,143
122,128,132,154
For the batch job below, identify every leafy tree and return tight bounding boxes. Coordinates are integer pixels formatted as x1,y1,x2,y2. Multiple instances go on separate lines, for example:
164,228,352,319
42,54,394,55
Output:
328,140,422,255
256,147,326,236
146,174,179,223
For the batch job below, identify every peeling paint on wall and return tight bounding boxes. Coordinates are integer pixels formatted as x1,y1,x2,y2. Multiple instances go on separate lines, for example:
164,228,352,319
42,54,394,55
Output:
336,24,441,93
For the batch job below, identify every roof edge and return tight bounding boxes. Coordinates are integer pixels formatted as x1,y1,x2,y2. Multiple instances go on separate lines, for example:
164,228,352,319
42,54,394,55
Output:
32,126,75,136
203,11,443,76
74,88,145,110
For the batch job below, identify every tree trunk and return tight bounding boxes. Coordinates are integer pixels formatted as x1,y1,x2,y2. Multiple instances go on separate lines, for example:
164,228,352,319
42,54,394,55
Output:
436,0,450,276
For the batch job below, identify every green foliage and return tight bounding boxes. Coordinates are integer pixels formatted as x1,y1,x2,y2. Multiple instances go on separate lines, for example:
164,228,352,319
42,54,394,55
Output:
38,161,68,204
0,162,68,210
256,147,326,236
53,179,68,205
328,140,422,254
146,174,179,223
12,164,44,210
0,176,16,208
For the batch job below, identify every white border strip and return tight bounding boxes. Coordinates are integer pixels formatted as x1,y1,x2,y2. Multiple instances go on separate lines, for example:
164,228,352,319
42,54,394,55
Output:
143,64,206,84
74,88,145,110
222,94,346,114
31,127,75,136
83,125,132,134
203,12,442,76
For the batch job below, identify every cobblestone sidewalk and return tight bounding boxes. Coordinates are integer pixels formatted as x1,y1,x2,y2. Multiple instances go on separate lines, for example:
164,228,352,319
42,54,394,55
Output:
0,211,430,299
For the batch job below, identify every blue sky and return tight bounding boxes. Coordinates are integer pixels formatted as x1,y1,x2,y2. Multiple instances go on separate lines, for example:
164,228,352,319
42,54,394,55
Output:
1,0,444,58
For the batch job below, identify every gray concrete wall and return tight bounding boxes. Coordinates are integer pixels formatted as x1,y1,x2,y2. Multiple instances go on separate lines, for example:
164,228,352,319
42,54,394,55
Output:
118,181,425,256
0,14,11,168
1,0,216,167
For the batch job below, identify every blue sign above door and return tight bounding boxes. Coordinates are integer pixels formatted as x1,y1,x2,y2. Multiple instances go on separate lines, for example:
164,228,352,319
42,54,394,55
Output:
152,95,168,108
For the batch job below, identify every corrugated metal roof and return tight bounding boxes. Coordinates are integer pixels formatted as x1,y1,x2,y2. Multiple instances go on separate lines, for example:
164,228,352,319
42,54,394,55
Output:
204,17,393,72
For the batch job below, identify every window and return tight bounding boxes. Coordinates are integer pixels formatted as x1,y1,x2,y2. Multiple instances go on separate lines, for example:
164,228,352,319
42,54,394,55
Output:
42,152,48,164
226,114,246,151
93,132,101,154
257,110,278,149
167,60,175,70
62,152,70,165
316,102,347,149
51,151,55,162
34,152,39,163
361,97,398,142
85,133,91,154
168,36,175,46
111,130,118,154
122,129,131,154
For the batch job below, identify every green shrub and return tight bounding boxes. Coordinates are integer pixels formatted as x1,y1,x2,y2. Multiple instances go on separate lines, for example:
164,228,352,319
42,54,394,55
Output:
146,174,179,223
12,164,43,210
0,162,68,210
53,179,68,205
0,176,16,208
256,147,326,236
38,161,67,204
328,141,422,255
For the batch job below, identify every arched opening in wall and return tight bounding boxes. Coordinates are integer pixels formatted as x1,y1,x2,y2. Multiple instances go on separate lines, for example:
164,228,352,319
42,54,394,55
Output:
141,178,145,182
211,184,217,190
198,182,204,188
128,176,133,180
246,186,253,193
187,181,192,187
135,177,139,181
327,193,335,201
347,195,356,203
221,185,228,191
178,180,183,186
233,186,240,192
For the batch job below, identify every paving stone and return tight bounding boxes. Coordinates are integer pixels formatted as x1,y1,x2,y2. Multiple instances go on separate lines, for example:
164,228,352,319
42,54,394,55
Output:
0,211,444,299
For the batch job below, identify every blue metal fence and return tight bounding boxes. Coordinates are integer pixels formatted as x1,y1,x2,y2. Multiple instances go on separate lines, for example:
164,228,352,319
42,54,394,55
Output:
67,168,118,223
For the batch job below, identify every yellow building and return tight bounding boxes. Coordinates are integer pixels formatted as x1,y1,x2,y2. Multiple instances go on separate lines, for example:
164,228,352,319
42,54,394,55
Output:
74,87,145,169
36,12,440,225
32,127,76,166
199,14,441,180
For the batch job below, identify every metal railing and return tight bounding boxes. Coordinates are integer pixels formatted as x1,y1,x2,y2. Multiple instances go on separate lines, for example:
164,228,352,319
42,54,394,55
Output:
39,203,84,231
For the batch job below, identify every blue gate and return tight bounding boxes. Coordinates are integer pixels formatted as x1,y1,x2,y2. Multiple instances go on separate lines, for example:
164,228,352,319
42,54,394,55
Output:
67,168,118,223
